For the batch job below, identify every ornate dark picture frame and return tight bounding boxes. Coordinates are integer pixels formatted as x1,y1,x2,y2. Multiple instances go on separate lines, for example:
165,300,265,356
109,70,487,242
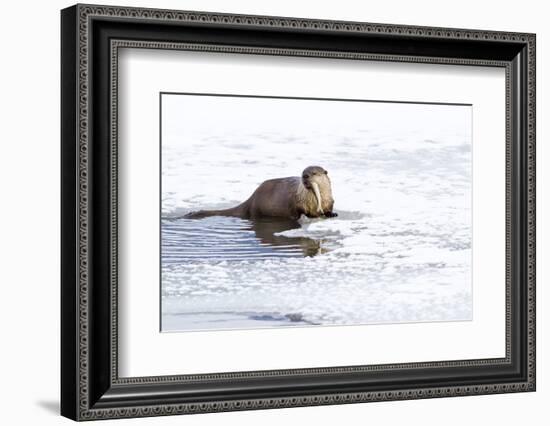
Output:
61,3,536,421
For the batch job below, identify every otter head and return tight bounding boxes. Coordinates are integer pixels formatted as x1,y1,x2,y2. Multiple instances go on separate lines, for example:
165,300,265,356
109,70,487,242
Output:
301,166,333,215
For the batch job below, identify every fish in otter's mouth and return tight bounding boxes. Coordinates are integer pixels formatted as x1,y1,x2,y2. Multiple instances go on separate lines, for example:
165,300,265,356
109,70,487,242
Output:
311,182,324,214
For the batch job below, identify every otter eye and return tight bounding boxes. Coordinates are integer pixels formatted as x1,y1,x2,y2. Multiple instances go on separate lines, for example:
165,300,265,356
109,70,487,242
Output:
324,171,328,175
303,174,309,179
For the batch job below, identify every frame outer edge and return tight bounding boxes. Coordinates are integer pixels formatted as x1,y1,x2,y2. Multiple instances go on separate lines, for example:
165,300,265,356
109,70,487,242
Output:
527,33,536,390
77,2,90,420
61,4,80,422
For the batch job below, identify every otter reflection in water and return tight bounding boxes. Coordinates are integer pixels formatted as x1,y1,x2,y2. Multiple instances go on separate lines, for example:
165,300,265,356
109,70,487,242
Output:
249,218,323,257
185,166,337,220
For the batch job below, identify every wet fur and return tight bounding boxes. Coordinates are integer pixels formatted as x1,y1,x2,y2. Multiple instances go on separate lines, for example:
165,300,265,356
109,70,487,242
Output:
185,166,336,220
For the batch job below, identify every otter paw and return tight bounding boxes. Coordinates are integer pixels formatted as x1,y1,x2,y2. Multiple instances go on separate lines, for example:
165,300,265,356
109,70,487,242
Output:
324,211,338,218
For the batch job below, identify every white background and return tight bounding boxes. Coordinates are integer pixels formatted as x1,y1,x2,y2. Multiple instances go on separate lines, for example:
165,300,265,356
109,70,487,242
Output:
0,0,547,425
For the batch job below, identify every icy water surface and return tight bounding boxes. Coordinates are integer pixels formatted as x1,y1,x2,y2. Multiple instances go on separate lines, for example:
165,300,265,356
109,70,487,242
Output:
161,96,473,332
162,216,324,262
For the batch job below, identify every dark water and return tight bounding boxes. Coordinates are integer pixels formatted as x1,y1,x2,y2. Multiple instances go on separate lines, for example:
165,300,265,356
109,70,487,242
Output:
161,216,322,263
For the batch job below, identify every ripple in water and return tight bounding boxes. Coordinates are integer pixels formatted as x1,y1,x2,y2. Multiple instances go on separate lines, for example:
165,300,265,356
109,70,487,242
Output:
162,216,323,263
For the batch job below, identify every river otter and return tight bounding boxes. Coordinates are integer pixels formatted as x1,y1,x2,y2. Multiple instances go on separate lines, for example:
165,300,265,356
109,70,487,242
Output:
185,166,337,220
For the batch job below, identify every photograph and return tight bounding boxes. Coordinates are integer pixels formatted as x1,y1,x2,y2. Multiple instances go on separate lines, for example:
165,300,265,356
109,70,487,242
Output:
160,93,473,332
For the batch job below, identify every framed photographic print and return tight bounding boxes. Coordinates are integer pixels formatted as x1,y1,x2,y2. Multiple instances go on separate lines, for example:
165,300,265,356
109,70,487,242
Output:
61,3,536,421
